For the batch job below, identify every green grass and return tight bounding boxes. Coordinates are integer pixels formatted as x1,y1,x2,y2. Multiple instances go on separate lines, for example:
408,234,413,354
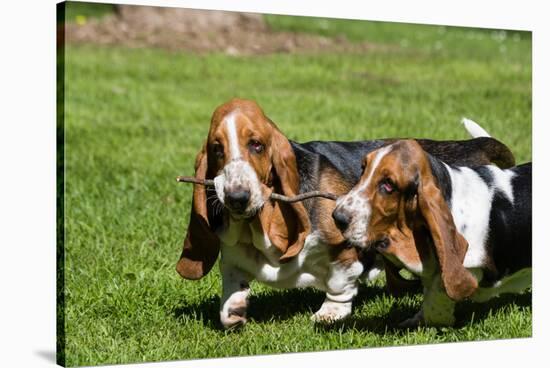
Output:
64,1,115,22
266,14,531,61
61,14,532,367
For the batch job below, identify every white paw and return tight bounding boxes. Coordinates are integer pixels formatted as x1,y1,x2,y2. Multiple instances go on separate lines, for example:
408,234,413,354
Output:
220,309,247,329
220,290,249,329
311,300,352,324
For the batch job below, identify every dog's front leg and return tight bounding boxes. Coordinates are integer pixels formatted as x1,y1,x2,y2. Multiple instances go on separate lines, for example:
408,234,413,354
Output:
421,283,456,327
401,276,456,328
311,260,363,323
219,261,251,329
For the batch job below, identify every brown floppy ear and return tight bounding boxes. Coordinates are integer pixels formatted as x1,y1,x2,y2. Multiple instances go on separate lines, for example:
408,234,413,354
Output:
417,173,478,301
265,127,311,262
176,144,220,280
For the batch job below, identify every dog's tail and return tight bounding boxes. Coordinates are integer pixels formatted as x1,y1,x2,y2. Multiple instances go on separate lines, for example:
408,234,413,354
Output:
462,117,491,138
480,138,516,168
460,117,516,168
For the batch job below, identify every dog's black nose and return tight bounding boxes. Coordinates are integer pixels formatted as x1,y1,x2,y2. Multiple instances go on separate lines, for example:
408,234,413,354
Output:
226,190,250,212
332,209,351,231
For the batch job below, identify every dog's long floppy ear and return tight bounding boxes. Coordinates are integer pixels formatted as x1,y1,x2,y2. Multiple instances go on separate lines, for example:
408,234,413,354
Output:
417,172,478,301
264,126,311,262
176,144,220,280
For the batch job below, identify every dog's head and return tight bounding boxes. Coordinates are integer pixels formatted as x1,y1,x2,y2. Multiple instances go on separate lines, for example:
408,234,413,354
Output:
177,99,311,279
332,140,477,301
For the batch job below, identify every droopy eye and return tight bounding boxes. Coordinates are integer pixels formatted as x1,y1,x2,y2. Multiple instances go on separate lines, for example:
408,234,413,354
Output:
213,144,224,159
379,178,397,194
249,140,264,154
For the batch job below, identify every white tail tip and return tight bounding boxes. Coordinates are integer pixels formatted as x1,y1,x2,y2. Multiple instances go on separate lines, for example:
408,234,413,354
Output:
462,117,491,138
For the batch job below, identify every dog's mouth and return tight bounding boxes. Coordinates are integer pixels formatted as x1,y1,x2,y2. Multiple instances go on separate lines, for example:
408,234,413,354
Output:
228,210,253,220
226,203,263,220
345,235,368,249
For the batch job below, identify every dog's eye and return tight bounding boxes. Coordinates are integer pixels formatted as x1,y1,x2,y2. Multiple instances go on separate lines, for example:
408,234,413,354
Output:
213,144,224,159
249,140,264,154
379,179,396,194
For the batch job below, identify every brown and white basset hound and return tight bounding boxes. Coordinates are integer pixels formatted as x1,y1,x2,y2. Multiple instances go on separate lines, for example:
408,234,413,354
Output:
176,99,517,329
332,139,531,327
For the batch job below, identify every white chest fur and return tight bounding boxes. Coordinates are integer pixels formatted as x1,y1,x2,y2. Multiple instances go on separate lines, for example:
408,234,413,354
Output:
217,215,364,328
218,216,331,291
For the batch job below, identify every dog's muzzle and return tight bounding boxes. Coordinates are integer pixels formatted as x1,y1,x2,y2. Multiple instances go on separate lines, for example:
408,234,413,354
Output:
225,189,251,214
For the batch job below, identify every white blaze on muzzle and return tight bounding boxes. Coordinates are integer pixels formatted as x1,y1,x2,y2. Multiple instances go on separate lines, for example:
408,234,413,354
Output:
213,113,265,215
214,160,264,209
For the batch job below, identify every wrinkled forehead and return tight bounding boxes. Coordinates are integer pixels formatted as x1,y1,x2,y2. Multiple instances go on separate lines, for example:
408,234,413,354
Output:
209,109,271,141
360,142,419,184
361,145,395,178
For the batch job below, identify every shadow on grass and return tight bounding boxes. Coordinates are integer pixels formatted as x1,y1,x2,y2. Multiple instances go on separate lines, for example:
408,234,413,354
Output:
454,291,532,327
173,288,327,330
322,282,424,334
173,284,389,330
173,295,221,330
172,285,531,334
329,291,532,335
248,288,325,323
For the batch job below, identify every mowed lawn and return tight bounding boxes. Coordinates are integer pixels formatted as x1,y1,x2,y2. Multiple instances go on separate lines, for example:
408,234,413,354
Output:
61,14,532,367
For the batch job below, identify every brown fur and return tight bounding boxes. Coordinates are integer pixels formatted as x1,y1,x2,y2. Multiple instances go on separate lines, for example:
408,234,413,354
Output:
317,166,353,246
176,145,220,279
268,128,311,261
177,99,311,279
416,169,478,300
329,244,359,267
354,140,478,301
319,163,422,294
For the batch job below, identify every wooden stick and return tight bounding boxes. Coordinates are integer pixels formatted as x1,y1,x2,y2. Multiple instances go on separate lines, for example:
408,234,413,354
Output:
176,176,215,186
268,191,338,203
176,176,338,202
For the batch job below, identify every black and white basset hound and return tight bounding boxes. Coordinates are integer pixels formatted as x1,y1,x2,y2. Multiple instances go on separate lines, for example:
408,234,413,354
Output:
332,138,531,326
176,99,517,328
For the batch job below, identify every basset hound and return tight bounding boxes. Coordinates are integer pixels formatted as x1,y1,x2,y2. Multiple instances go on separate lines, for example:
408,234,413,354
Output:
332,138,531,327
176,99,517,329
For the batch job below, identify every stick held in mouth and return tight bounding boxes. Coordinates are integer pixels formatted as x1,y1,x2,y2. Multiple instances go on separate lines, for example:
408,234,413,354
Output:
176,176,338,203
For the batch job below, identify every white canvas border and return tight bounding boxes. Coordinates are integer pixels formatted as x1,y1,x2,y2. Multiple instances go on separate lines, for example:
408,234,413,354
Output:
0,1,547,367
